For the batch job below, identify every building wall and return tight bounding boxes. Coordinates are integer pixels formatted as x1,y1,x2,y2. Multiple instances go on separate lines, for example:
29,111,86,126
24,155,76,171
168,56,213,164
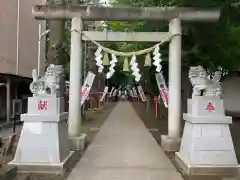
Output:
221,75,240,117
0,0,18,74
0,0,44,78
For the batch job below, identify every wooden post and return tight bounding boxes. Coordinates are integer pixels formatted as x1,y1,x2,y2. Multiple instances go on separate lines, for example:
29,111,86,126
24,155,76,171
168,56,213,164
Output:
146,97,149,113
98,94,101,108
154,96,159,119
89,98,92,119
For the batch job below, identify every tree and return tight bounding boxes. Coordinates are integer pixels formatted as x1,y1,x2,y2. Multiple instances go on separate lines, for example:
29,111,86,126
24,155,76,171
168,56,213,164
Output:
49,0,101,79
46,0,68,65
107,0,240,73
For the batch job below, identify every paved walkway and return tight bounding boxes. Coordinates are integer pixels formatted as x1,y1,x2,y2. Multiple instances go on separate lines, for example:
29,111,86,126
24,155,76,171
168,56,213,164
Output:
67,101,183,180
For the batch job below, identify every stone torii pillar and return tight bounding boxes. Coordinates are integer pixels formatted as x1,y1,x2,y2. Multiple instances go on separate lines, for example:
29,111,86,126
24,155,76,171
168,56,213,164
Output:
68,17,87,150
161,18,182,151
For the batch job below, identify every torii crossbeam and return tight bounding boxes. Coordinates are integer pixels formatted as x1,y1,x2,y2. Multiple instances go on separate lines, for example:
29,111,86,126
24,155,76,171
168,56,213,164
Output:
32,5,220,21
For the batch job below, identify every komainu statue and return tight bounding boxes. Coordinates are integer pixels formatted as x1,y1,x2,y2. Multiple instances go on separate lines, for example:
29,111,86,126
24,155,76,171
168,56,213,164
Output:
30,64,65,97
189,66,221,97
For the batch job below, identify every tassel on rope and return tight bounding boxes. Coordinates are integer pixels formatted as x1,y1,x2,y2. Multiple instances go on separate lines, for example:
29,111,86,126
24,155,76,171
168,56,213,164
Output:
103,52,110,66
123,57,130,72
144,53,152,67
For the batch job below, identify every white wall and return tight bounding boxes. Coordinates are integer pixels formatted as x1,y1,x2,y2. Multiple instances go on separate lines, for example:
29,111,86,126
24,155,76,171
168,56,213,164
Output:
0,0,45,78
221,75,240,117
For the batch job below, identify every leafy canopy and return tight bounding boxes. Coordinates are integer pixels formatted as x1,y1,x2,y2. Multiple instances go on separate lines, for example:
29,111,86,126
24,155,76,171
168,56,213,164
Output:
107,0,240,73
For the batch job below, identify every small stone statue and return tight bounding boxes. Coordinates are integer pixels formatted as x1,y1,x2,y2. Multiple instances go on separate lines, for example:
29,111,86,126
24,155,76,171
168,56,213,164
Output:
189,66,221,97
30,64,65,97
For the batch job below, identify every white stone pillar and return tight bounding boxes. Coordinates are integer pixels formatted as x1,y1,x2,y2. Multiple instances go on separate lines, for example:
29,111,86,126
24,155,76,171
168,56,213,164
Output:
68,17,87,150
161,18,182,152
68,17,83,137
168,18,182,138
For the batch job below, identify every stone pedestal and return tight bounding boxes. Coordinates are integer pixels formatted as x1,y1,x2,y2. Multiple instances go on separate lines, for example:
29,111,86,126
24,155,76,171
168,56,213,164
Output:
176,96,239,176
9,96,75,174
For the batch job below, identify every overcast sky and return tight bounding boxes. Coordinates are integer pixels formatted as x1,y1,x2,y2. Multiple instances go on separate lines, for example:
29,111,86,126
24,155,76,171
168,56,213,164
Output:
99,0,111,6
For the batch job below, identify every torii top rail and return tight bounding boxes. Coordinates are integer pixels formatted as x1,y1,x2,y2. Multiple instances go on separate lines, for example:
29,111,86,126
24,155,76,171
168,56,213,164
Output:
32,5,220,21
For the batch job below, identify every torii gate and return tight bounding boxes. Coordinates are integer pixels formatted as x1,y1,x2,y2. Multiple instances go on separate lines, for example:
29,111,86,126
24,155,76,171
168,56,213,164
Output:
32,5,220,151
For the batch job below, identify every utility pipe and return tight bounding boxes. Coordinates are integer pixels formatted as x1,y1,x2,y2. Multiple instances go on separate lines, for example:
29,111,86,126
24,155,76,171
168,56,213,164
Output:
37,24,41,76
37,26,50,76
16,0,20,75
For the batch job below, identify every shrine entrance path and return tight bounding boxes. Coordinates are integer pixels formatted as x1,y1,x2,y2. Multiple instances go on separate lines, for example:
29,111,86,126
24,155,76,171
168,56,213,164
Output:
67,101,183,180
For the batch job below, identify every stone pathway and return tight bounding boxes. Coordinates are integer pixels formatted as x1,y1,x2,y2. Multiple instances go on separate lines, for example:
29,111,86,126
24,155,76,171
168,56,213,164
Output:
67,101,183,180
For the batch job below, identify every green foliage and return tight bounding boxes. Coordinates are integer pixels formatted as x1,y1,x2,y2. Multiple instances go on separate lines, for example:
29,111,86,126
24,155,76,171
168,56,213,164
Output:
108,0,240,73
189,5,240,72
60,0,240,86
107,62,133,86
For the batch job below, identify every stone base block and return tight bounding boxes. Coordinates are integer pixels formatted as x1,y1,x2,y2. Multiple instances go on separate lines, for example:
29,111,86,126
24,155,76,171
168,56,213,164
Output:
69,134,87,151
179,121,238,167
9,150,81,175
161,135,181,152
13,121,69,164
175,152,239,177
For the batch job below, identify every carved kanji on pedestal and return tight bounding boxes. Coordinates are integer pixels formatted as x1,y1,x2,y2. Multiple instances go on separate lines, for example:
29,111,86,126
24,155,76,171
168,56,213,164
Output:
9,64,73,174
175,66,238,176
